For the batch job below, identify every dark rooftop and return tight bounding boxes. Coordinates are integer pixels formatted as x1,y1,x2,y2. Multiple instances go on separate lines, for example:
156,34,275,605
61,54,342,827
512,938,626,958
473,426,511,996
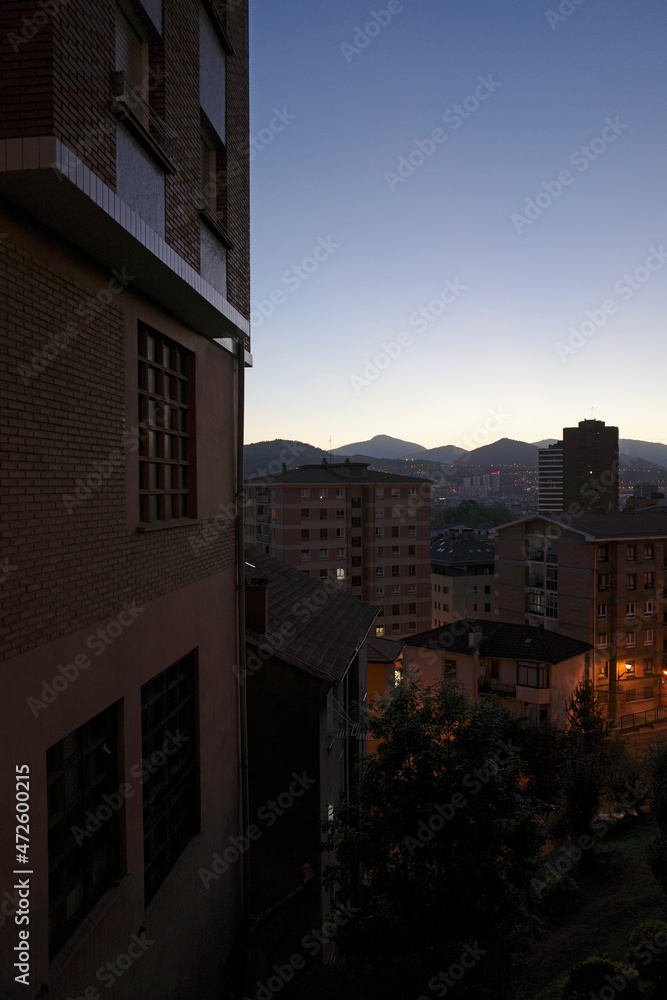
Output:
430,535,494,566
244,549,378,683
404,619,592,664
246,459,430,486
366,635,406,663
493,508,667,541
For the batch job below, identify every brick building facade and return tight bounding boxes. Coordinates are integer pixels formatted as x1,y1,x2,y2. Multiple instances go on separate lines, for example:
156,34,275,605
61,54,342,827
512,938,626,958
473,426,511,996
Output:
0,2,249,997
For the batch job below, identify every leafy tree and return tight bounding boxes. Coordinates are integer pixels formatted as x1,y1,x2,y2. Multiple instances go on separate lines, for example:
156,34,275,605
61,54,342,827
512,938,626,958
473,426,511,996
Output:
322,672,543,999
562,681,613,851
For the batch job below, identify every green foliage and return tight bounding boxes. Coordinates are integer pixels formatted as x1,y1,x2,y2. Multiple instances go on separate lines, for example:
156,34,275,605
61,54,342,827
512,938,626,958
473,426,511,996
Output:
562,681,613,849
538,872,579,919
323,672,544,998
561,955,641,1000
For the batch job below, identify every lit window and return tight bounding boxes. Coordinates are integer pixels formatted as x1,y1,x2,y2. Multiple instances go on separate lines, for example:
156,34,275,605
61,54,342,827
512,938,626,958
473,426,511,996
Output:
597,633,607,648
645,659,654,674
336,568,345,581
375,626,385,636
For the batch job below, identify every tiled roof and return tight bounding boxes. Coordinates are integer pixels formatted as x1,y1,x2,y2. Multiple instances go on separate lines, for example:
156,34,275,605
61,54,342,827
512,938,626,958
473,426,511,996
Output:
244,549,378,683
430,536,494,566
493,508,667,541
366,636,406,663
403,619,592,664
246,460,429,485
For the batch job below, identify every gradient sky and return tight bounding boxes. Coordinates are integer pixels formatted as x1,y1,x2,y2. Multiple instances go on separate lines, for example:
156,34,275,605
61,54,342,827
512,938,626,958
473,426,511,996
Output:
246,0,667,451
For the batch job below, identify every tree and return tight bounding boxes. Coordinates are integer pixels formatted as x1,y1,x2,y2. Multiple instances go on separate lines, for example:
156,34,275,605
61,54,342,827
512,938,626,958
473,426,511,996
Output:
561,680,613,850
322,673,543,999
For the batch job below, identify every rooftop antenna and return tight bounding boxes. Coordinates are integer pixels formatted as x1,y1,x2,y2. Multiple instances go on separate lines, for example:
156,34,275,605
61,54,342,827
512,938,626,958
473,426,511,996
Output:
329,435,332,460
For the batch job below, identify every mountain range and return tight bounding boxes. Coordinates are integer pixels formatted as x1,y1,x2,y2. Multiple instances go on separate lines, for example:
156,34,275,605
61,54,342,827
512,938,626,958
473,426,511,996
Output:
244,435,667,477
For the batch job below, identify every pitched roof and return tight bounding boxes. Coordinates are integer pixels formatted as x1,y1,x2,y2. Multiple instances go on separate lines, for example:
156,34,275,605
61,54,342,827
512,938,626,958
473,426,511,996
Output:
366,635,406,663
403,619,592,664
492,508,667,541
244,549,378,683
430,535,494,566
245,460,430,486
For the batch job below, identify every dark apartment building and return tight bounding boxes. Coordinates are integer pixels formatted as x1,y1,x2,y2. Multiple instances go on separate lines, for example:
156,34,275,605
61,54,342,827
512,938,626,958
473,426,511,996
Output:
244,461,432,638
431,532,495,626
493,509,667,719
0,2,249,997
538,419,619,513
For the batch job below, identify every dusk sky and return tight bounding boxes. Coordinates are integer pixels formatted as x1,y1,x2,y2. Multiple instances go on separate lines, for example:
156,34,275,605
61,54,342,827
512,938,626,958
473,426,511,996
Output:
246,0,667,451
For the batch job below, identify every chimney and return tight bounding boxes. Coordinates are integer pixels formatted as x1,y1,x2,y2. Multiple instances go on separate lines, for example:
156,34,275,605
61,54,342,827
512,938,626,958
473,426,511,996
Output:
245,577,269,633
468,625,483,648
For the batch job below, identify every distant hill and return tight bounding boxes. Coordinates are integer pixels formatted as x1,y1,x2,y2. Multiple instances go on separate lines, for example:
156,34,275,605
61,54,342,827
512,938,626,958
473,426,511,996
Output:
339,454,446,478
620,439,667,469
333,434,427,460
455,438,540,467
421,444,468,463
531,439,559,448
244,439,328,477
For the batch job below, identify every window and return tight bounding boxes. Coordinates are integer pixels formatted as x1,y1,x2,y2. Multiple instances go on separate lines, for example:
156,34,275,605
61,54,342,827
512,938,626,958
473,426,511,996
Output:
391,488,399,498
644,543,654,559
336,509,345,519
645,601,654,617
320,570,328,580
320,549,328,560
352,576,361,587
377,547,384,557
597,574,608,590
376,528,384,538
598,661,609,678
598,603,607,619
376,567,384,577
375,488,384,498
408,603,416,615
376,586,384,597
408,565,416,576
391,623,400,633
320,528,328,540
490,660,500,679
301,489,310,498
392,603,400,615
546,566,557,591
47,704,119,957
484,603,491,612
645,658,654,674
337,548,345,559
351,556,361,567
301,509,309,520
319,509,327,520
627,544,636,561
597,633,608,648
529,591,544,615
392,547,400,557
518,663,549,688
376,509,384,519
392,585,399,596
627,574,637,590
336,528,345,539
336,568,345,580
626,632,636,648
351,497,361,508
138,326,193,523
624,660,636,676
375,626,385,636
645,630,654,646
336,489,344,498
408,487,416,498
443,603,449,611
301,550,309,561
484,585,491,595
408,585,416,595
142,652,197,905
392,527,400,538
318,489,328,500
545,594,557,619
444,659,456,675
301,529,309,541
645,572,655,588
598,545,608,560
352,537,361,547
392,565,400,577
443,586,449,594
626,603,636,618
116,6,147,98
408,622,416,632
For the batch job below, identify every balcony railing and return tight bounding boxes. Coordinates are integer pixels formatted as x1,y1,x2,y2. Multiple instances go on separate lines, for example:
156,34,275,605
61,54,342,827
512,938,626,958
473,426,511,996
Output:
257,514,269,524
478,678,517,698
529,574,544,588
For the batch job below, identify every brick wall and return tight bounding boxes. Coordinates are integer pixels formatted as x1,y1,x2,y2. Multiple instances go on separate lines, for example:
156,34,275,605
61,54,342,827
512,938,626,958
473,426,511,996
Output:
0,234,236,661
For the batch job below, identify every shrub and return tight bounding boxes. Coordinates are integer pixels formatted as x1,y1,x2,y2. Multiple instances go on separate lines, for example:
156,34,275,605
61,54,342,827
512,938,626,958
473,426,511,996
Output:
626,919,667,987
561,955,640,1000
538,873,579,918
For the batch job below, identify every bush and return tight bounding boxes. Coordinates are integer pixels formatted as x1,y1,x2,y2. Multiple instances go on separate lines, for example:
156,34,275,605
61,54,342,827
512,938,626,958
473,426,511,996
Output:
626,919,667,987
561,955,640,1000
538,873,579,918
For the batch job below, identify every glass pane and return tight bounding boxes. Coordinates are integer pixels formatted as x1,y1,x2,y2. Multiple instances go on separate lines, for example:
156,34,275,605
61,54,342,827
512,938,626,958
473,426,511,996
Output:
149,400,158,425
147,335,155,361
164,374,171,399
180,494,188,517
163,343,171,369
177,351,185,375
150,464,159,490
164,465,172,489
165,436,173,459
179,439,187,461
178,380,186,403
148,367,157,393
150,494,158,521
164,494,173,520
178,408,187,432
164,405,173,429
180,466,187,489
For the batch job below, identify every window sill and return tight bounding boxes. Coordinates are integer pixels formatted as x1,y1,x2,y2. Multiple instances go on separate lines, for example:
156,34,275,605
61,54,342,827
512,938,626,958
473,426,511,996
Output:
112,99,176,174
137,518,200,532
199,208,234,249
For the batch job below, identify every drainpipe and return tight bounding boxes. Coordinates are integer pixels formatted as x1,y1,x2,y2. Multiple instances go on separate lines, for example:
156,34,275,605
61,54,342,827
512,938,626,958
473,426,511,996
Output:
235,339,250,977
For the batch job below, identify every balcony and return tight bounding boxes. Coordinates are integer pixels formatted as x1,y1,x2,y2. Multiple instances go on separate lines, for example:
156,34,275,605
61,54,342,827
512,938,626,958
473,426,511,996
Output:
478,678,517,698
257,514,269,524
528,574,544,588
112,71,177,172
